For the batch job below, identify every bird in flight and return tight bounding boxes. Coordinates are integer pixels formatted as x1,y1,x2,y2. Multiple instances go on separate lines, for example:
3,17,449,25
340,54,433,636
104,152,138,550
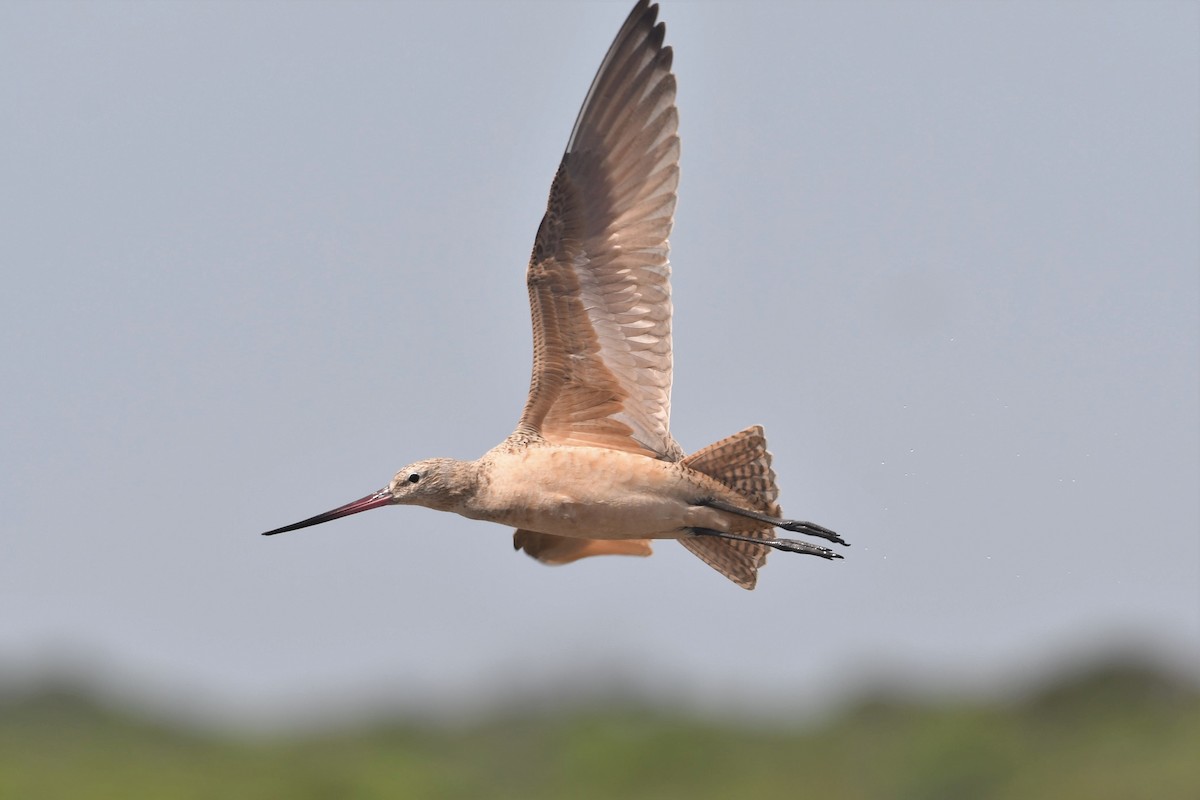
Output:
262,0,846,589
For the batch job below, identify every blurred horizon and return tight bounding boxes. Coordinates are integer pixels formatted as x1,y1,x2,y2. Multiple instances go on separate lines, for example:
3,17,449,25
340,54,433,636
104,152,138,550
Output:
3,633,1195,733
3,648,1197,798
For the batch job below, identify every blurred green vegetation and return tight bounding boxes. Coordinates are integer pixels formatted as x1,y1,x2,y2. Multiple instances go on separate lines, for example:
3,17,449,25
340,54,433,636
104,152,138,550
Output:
1,658,1196,800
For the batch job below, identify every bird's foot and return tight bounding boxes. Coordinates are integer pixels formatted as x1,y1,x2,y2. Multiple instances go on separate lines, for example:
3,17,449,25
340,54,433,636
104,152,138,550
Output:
779,519,847,546
769,536,843,559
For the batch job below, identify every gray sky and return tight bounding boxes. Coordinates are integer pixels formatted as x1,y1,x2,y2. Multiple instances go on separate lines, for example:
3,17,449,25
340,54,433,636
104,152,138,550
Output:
2,0,1197,725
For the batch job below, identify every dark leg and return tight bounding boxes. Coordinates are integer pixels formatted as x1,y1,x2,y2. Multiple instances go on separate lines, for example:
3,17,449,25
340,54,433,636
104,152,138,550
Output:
701,498,848,546
690,528,843,560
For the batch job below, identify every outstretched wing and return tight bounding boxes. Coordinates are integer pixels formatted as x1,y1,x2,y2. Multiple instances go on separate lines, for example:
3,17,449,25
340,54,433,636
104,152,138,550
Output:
515,0,681,460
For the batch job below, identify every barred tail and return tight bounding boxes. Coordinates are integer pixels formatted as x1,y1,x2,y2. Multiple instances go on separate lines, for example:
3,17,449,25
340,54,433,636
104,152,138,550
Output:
679,425,780,590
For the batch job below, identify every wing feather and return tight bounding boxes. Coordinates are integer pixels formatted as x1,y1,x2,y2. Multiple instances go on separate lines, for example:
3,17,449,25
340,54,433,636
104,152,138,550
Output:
516,0,681,460
514,530,654,564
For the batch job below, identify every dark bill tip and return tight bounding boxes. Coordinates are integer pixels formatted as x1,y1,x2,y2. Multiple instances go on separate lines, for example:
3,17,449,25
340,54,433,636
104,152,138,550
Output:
261,489,392,536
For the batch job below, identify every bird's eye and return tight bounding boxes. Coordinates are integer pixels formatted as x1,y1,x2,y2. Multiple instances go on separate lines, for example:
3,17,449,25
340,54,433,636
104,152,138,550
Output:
407,473,420,484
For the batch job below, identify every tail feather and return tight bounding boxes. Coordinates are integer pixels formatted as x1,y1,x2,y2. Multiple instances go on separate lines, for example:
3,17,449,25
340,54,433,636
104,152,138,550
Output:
677,535,768,590
679,425,780,590
683,425,780,513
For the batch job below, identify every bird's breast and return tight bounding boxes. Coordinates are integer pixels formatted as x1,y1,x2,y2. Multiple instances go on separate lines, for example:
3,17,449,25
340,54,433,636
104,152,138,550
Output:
464,446,698,539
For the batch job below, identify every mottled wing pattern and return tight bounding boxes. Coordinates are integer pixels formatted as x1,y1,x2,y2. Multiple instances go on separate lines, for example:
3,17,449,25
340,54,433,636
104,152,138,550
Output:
516,0,681,460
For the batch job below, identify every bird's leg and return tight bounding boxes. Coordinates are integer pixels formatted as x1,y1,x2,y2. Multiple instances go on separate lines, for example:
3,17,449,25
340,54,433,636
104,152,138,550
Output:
700,498,847,546
689,528,843,560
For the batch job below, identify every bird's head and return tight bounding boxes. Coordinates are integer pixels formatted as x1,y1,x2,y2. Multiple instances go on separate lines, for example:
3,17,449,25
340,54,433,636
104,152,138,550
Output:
260,457,474,537
386,457,469,510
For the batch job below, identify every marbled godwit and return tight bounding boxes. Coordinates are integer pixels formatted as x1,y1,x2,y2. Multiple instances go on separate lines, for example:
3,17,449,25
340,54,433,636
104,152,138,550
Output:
262,0,847,589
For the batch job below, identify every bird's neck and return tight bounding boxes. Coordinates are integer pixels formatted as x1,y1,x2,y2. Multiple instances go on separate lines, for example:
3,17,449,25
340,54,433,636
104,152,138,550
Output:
420,458,483,514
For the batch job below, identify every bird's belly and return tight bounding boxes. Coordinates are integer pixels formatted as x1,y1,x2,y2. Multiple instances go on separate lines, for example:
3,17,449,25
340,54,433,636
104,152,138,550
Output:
468,447,698,539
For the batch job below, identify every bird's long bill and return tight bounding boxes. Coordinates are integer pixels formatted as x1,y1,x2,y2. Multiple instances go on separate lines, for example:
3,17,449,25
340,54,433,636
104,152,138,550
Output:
261,489,393,536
